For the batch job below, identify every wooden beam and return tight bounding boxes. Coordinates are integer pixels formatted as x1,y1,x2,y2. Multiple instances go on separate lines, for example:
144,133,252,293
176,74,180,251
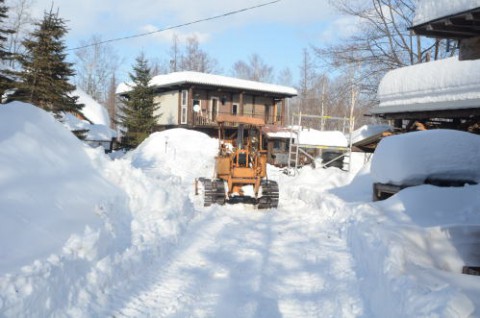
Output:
375,108,480,120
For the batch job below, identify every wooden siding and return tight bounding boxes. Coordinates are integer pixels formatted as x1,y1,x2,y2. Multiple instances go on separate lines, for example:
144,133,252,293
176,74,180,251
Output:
155,91,179,125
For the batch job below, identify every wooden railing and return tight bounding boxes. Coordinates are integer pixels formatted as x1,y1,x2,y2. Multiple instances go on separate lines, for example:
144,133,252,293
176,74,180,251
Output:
192,111,282,127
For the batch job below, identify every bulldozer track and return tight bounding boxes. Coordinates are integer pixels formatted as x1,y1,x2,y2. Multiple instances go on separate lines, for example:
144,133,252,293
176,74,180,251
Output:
258,180,279,209
203,179,226,207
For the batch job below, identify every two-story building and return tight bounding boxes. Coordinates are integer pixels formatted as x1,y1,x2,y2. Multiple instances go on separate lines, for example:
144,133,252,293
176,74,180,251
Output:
117,71,297,135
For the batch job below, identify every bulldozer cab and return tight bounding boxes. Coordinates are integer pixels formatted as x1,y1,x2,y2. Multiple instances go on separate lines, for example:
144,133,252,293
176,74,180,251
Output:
197,114,279,209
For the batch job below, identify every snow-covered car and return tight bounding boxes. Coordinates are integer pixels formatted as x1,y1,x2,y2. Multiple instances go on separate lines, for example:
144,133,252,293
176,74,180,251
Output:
371,129,480,201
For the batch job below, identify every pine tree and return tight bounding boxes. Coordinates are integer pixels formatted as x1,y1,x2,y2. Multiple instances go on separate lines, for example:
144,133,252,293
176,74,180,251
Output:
14,9,81,114
0,0,14,94
118,53,160,148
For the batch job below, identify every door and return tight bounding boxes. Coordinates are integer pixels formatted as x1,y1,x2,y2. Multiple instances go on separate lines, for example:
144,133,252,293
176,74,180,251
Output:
210,97,219,122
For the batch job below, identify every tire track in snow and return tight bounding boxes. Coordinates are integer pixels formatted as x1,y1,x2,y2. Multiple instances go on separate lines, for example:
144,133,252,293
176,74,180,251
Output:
108,207,234,317
108,190,364,317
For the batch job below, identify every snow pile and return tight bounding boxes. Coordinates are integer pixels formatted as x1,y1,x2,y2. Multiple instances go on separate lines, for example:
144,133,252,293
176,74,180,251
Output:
128,128,218,182
371,130,480,185
0,103,199,317
349,182,480,317
376,57,480,113
414,0,480,25
0,102,130,275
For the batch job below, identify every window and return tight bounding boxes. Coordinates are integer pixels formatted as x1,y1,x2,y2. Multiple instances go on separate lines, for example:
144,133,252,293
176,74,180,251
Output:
181,90,188,124
181,90,188,106
274,140,281,150
232,104,238,115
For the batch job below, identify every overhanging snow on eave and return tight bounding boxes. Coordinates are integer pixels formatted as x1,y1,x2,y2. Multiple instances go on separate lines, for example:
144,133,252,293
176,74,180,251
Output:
371,99,480,116
413,0,480,28
374,57,480,116
410,7,480,40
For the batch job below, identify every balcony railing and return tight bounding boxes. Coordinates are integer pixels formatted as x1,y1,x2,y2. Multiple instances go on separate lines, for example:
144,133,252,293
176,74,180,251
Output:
192,111,282,127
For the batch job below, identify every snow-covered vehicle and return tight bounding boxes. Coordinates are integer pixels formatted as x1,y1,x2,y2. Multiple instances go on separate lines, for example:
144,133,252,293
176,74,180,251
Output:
371,129,480,201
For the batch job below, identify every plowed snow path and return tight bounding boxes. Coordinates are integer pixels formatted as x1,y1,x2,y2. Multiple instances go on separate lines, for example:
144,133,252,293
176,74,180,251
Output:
108,194,364,317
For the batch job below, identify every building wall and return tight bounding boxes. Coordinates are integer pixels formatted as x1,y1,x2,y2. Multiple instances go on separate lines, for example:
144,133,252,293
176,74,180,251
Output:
153,87,288,127
155,90,179,125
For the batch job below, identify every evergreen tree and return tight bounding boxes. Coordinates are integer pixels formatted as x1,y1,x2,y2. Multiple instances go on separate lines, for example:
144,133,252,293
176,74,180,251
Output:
14,9,81,114
0,0,14,94
118,53,160,148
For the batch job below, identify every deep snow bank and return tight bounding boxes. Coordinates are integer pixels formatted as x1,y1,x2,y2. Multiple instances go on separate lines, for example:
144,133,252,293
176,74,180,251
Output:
0,105,211,317
347,130,480,317
350,184,480,317
0,102,130,274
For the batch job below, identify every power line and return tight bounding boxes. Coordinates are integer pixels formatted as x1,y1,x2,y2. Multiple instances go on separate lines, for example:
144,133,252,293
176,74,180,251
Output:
68,0,282,51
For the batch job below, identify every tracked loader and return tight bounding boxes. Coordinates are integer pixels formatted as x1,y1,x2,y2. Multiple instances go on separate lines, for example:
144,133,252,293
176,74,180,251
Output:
198,114,279,209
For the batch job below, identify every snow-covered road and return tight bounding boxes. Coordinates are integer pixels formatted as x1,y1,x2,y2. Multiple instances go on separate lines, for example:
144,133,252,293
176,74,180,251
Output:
108,194,363,318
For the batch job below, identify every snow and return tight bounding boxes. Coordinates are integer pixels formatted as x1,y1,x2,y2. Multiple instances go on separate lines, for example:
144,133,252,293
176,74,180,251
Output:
74,88,110,126
374,57,480,114
61,89,117,147
265,127,349,148
2,102,480,317
116,71,298,96
0,102,130,275
351,124,392,144
371,129,480,185
297,128,348,147
414,0,480,25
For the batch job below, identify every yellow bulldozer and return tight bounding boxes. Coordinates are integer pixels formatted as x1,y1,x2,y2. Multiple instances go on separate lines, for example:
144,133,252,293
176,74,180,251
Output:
198,114,279,209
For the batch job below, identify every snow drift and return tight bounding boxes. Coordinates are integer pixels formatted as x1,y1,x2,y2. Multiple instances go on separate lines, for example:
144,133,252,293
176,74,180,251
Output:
0,102,130,275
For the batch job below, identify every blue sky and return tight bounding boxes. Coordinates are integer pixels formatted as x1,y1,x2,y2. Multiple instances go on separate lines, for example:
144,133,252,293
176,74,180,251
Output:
29,0,355,85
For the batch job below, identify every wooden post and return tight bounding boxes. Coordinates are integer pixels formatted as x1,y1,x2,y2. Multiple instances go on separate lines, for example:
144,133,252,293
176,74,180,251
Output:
239,92,244,116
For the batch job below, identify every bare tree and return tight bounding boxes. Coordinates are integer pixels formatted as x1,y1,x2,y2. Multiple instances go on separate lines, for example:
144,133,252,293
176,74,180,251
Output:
276,67,293,86
4,0,34,69
232,53,274,82
315,0,448,101
74,34,121,103
297,48,318,114
179,35,219,73
168,33,180,72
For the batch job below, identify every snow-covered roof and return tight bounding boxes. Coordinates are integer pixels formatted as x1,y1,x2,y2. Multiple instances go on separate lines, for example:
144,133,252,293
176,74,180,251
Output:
62,113,116,141
74,88,111,126
265,126,348,148
414,0,480,26
373,57,480,115
351,125,392,145
266,130,294,139
297,128,348,148
116,71,298,97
